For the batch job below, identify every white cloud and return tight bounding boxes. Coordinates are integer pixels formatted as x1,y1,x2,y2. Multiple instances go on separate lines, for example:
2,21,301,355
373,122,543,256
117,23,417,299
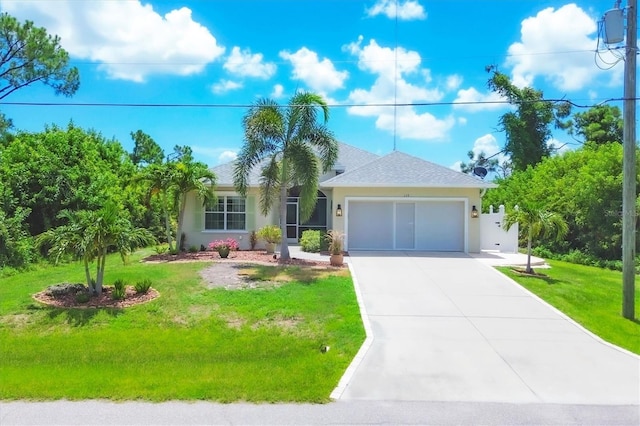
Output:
366,0,426,20
218,150,238,163
453,87,506,112
223,47,276,79
271,84,285,98
212,79,243,94
548,138,570,154
506,4,621,91
450,161,463,172
344,37,452,141
445,75,463,91
279,47,348,93
1,0,224,82
471,134,502,158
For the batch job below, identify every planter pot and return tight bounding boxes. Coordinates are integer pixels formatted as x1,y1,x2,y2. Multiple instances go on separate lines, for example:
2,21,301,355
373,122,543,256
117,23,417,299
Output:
330,253,343,266
265,242,276,254
217,247,230,258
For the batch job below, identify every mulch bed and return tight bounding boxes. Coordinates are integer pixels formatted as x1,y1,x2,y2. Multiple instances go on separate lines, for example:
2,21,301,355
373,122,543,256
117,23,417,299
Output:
143,249,339,267
33,286,160,309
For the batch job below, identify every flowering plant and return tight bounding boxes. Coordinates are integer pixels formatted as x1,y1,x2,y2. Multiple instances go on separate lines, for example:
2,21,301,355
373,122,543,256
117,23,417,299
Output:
208,238,239,252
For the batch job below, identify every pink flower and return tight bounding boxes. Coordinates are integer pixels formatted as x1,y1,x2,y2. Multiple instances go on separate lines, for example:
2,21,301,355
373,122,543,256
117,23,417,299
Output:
208,238,239,251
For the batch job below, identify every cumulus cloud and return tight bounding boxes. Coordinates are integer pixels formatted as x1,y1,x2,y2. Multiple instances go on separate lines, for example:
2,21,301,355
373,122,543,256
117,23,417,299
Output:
343,36,452,141
271,84,285,98
366,0,426,20
547,138,570,155
218,150,238,163
506,4,621,91
212,79,243,94
191,146,238,165
453,133,507,172
1,0,224,82
453,87,506,112
445,75,463,91
223,47,276,79
279,47,348,93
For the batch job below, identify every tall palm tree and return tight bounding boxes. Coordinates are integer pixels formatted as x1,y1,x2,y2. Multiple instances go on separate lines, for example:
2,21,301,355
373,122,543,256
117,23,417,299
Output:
137,162,175,250
172,157,216,251
234,92,338,261
503,206,568,273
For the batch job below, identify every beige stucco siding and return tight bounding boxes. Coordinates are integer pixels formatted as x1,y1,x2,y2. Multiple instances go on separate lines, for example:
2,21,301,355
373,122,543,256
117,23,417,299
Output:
181,187,277,251
328,187,483,253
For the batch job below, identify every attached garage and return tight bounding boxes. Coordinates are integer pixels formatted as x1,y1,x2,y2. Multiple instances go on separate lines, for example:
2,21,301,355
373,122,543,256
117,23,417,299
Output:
346,198,466,252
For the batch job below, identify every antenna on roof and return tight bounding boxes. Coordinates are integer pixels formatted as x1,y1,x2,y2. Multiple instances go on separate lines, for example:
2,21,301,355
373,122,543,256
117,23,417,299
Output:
393,0,398,151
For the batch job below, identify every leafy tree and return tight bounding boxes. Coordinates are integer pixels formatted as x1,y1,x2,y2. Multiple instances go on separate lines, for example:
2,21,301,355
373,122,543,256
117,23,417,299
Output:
0,206,35,269
487,66,571,171
0,13,79,100
130,130,164,166
137,162,176,250
504,206,568,274
234,91,338,261
0,123,135,236
572,104,623,146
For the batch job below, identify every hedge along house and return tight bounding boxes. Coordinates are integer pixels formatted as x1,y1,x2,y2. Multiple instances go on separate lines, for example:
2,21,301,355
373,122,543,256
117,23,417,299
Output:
180,142,496,253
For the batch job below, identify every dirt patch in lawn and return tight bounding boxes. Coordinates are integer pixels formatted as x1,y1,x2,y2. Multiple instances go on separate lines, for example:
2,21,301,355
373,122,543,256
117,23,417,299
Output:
143,249,338,267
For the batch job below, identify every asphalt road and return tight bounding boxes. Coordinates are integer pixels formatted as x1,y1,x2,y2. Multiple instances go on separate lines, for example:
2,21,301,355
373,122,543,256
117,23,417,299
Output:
1,400,639,425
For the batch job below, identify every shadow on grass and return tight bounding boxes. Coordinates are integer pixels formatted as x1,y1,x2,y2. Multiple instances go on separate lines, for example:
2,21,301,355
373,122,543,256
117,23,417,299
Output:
237,264,334,284
507,268,563,286
46,307,123,327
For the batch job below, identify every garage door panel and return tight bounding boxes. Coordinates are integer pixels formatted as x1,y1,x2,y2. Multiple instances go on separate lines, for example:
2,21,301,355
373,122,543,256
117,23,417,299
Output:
416,202,464,251
348,202,394,250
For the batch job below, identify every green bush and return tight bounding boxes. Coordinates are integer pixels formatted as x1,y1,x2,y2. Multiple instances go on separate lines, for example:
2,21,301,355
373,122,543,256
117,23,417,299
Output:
257,225,282,244
134,279,152,294
75,292,90,303
188,245,198,253
112,279,126,300
300,230,321,252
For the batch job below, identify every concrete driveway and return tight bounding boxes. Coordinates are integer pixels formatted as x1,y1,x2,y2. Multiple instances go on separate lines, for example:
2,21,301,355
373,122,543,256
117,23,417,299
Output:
335,251,640,405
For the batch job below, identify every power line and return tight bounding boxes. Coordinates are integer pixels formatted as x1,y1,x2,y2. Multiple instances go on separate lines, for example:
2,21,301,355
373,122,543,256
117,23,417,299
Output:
0,98,629,109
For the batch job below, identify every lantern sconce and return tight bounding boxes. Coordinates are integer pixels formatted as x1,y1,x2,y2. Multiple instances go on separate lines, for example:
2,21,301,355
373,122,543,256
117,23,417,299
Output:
471,205,479,219
336,204,343,217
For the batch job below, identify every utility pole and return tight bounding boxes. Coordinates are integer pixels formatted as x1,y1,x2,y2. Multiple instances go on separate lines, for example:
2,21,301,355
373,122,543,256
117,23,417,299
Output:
622,0,637,320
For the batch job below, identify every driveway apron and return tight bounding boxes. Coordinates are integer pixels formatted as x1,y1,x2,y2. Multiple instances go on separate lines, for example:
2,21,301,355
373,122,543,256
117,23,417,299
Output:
340,252,640,404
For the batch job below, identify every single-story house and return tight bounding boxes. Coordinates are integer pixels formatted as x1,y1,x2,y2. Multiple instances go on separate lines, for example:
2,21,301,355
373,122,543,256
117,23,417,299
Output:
181,142,496,253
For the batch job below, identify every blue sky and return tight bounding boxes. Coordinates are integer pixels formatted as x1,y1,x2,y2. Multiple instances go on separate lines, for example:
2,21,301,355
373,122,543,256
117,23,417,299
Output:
0,0,629,171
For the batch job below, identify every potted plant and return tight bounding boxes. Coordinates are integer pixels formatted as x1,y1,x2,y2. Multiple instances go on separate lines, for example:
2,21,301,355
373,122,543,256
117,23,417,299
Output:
208,238,239,258
326,230,344,266
257,225,282,254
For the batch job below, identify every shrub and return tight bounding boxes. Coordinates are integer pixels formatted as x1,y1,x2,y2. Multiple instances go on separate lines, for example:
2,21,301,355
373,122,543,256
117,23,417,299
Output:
300,230,321,253
325,230,344,255
154,245,168,255
75,292,90,303
208,238,240,252
188,245,198,253
112,279,126,300
257,225,282,244
134,279,152,294
45,283,87,298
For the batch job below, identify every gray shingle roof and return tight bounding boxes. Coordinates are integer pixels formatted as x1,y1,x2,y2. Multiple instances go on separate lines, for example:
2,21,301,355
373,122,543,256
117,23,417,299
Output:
211,142,379,186
320,151,496,188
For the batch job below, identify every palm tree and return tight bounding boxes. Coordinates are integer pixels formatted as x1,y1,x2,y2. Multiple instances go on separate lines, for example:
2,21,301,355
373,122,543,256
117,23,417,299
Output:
137,162,175,250
83,203,156,295
39,204,156,295
234,91,338,261
171,154,216,251
503,206,568,273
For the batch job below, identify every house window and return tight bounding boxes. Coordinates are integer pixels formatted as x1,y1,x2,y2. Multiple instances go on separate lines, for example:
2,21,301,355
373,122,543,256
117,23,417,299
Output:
205,196,246,230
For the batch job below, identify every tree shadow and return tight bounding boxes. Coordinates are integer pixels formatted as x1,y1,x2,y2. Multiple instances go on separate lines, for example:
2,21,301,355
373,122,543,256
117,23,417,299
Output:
46,307,123,327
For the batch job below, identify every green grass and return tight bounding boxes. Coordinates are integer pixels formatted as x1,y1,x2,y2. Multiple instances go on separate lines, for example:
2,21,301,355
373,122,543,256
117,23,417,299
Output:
0,249,365,402
499,260,640,355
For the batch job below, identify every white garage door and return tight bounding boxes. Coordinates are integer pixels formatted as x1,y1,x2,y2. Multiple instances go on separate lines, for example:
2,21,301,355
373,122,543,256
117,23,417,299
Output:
347,200,465,251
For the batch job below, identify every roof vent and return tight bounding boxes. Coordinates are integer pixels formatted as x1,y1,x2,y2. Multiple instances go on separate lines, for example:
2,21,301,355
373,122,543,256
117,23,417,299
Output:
334,163,345,175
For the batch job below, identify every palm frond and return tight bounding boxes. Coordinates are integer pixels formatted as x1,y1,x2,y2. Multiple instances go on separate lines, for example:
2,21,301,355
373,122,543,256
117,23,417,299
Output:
258,155,281,217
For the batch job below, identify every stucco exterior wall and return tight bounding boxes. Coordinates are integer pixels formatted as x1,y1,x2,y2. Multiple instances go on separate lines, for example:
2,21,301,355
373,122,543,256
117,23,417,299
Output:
327,186,483,253
181,187,277,251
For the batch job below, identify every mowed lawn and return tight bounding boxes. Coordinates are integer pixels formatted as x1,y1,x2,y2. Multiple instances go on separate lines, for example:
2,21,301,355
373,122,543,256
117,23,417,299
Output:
500,260,640,355
0,250,365,402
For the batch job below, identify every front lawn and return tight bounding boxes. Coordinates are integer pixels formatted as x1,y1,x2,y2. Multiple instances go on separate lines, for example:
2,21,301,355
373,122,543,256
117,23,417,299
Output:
499,260,640,355
0,249,365,402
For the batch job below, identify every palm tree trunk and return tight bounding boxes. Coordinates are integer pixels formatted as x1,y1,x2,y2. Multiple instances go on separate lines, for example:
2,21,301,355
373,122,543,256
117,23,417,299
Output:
279,182,290,261
96,250,107,295
83,257,92,291
526,230,533,274
161,192,172,251
176,193,187,252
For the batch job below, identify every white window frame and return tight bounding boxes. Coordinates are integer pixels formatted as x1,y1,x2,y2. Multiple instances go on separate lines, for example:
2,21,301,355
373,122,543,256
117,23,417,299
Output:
204,196,247,231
